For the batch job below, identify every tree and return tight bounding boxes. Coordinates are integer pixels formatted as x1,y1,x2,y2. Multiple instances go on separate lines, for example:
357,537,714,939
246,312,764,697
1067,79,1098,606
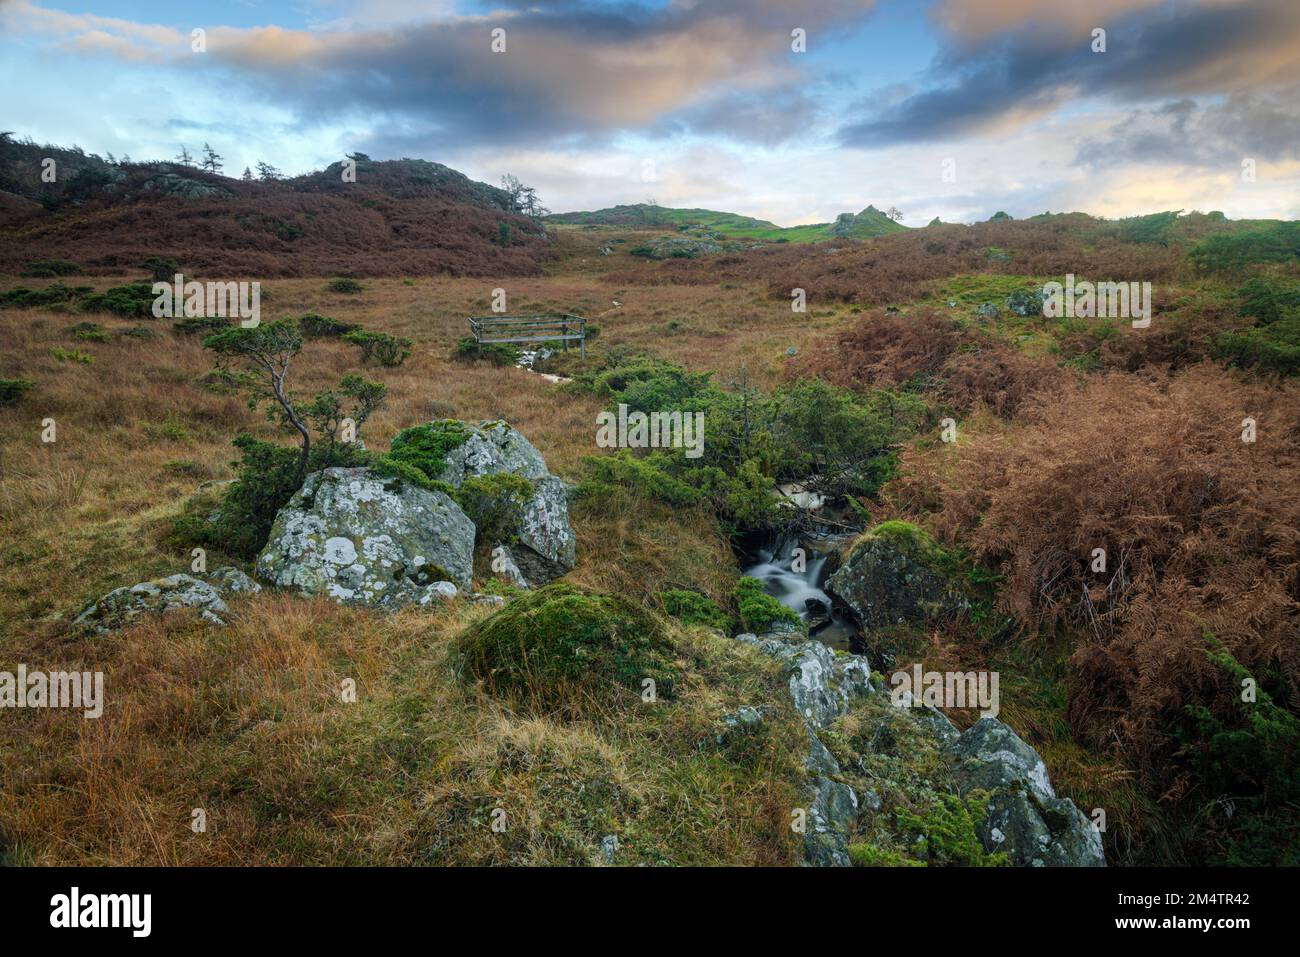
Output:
241,166,253,181
255,161,282,181
500,173,549,223
200,142,224,174
886,206,904,222
202,320,312,485
175,145,193,167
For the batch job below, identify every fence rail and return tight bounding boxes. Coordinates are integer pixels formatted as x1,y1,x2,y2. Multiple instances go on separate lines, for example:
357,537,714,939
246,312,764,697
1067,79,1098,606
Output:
467,313,587,358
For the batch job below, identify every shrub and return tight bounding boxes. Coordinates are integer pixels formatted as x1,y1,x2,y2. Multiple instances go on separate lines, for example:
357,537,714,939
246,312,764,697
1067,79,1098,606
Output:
1190,222,1300,272
21,259,79,278
455,583,680,714
0,282,91,309
327,277,364,294
172,315,231,336
140,257,179,282
298,312,358,339
733,576,802,634
661,589,732,631
453,473,536,544
119,326,158,340
67,321,110,343
78,281,157,318
451,336,520,366
0,378,35,406
175,434,369,559
1212,310,1300,376
343,329,411,366
50,346,93,364
387,421,470,482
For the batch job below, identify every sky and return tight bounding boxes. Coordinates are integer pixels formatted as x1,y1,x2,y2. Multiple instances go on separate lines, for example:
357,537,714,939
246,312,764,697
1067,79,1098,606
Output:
2,0,1298,226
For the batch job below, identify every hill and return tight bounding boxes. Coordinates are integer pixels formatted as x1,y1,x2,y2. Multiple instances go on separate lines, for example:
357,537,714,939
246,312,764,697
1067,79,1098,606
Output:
547,202,907,242
0,136,552,278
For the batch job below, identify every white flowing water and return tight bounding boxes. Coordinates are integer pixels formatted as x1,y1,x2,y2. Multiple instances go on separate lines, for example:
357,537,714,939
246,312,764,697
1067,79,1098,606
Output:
741,532,856,650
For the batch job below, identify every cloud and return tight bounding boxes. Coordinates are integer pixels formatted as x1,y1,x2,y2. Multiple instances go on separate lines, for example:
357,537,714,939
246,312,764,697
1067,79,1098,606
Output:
840,0,1300,146
7,0,879,148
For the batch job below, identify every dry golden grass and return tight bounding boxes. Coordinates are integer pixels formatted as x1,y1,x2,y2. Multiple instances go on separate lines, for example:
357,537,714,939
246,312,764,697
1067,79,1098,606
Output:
0,254,818,865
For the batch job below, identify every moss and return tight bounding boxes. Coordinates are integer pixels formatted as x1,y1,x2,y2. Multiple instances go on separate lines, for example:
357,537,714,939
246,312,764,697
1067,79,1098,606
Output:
661,588,733,631
848,843,925,867
388,420,470,482
455,583,681,714
733,576,803,634
895,791,1009,867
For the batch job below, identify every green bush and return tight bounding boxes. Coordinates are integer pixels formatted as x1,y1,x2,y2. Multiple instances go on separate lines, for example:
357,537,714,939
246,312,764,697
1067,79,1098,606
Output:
0,282,91,309
343,328,411,366
173,434,368,559
451,336,520,366
172,315,231,336
387,421,470,482
327,277,364,294
453,473,536,544
1176,632,1300,865
21,259,79,278
50,346,93,364
299,312,358,339
78,281,157,318
140,257,179,282
455,583,680,714
0,378,35,406
1212,310,1300,376
67,321,110,343
661,589,732,631
733,576,801,634
1190,222,1300,272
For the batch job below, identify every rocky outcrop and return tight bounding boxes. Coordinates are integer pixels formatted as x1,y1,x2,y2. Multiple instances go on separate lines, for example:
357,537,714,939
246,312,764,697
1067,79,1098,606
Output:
255,467,475,605
736,634,871,866
827,523,970,633
733,632,1103,868
947,717,1105,867
74,574,230,633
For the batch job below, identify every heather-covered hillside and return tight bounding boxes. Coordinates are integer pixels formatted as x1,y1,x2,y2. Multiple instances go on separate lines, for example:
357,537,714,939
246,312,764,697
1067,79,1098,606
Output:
0,136,553,278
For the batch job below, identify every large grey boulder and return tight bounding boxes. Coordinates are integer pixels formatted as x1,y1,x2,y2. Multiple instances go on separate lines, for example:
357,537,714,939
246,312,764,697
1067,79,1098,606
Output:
74,574,229,632
255,467,475,605
946,717,1105,867
827,523,969,633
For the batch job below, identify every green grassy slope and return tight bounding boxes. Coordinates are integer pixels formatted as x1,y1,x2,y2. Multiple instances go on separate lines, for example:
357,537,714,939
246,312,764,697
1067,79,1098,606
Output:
547,202,908,242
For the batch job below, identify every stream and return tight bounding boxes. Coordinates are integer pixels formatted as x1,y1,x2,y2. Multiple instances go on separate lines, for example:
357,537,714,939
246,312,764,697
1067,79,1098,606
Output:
740,529,860,651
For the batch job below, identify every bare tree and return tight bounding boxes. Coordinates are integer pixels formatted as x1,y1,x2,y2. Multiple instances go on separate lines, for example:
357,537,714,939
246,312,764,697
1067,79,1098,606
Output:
885,206,904,222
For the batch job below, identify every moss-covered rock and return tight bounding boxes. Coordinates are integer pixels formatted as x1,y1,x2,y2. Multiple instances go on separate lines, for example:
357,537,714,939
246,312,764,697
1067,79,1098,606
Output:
455,583,679,714
826,521,970,633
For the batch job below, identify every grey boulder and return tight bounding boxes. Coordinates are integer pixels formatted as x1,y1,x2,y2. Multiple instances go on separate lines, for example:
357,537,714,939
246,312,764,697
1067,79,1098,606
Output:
74,574,230,632
947,717,1105,867
255,467,475,605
